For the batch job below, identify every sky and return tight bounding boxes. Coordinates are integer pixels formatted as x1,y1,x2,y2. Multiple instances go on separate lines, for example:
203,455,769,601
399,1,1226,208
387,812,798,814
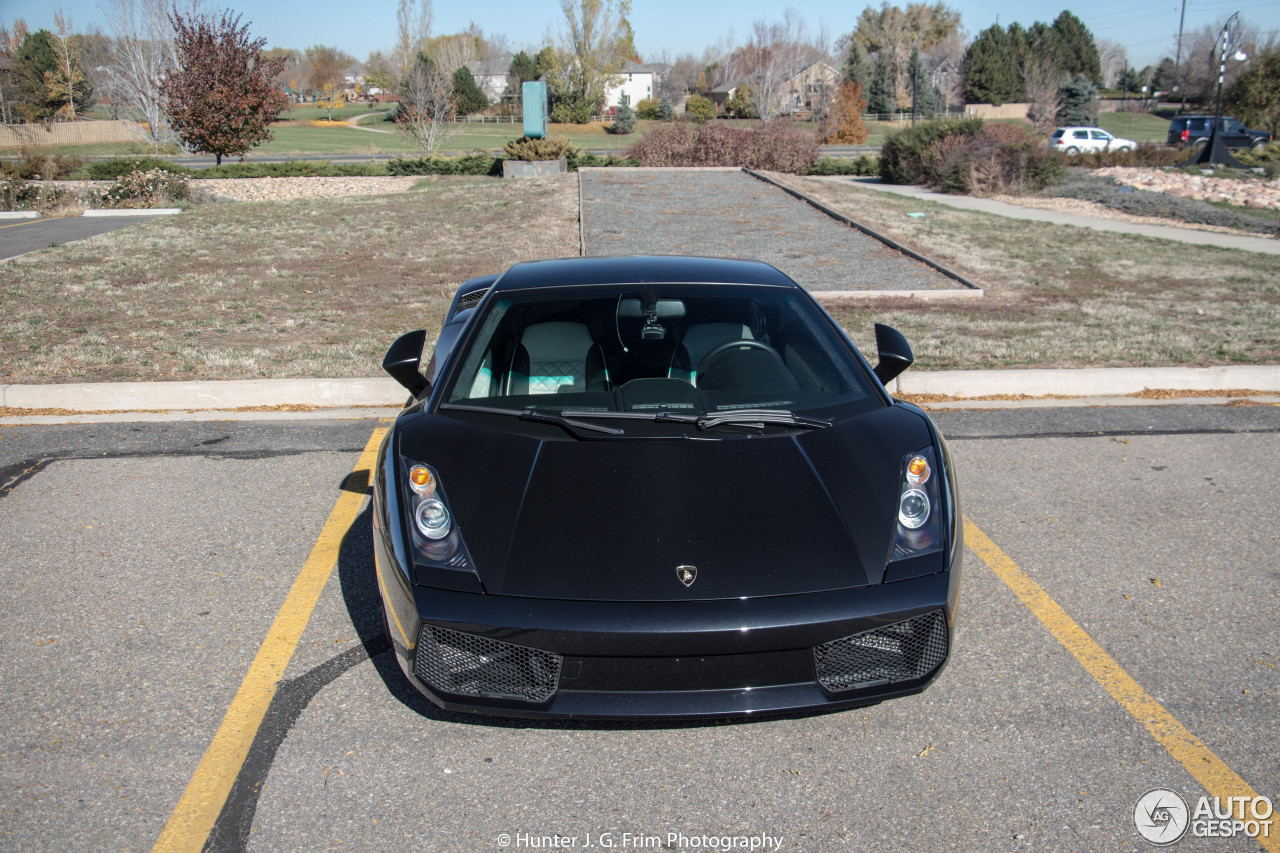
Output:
4,0,1278,71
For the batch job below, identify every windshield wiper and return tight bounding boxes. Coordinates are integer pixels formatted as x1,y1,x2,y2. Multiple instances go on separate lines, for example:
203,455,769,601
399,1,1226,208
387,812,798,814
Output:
561,408,830,431
695,409,831,431
440,403,624,438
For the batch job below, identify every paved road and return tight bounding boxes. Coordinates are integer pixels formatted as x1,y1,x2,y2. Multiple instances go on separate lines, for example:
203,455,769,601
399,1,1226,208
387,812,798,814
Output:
0,405,1276,851
0,213,172,261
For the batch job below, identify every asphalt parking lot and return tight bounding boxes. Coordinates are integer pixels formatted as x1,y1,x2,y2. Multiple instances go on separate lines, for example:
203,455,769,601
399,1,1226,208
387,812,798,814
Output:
1,405,1277,852
0,214,170,261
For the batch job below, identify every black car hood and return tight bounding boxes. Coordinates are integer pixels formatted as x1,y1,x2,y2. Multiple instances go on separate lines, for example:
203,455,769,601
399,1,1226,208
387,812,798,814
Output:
399,405,932,601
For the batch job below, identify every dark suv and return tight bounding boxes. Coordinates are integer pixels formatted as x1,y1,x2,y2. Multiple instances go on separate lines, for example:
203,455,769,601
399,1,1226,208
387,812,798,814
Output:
1167,115,1272,150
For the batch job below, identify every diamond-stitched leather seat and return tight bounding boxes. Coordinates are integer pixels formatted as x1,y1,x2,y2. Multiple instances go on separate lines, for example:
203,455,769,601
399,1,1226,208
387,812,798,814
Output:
508,322,607,395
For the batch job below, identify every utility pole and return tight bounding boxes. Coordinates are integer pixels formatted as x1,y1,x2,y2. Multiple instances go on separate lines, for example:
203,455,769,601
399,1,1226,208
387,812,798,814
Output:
1174,0,1187,112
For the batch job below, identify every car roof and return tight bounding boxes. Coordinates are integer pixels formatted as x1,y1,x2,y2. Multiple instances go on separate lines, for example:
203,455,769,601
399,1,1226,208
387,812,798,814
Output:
490,255,801,292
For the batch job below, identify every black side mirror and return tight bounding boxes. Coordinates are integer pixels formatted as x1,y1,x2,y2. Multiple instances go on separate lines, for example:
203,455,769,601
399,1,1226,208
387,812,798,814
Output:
383,330,430,397
872,323,914,385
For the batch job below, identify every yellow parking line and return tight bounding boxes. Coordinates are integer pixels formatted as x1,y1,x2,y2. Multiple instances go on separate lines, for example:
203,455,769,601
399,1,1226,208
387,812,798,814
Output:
151,427,388,853
964,517,1277,852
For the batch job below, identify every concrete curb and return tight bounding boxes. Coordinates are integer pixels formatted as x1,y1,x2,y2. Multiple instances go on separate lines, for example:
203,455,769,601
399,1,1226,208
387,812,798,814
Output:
892,365,1280,397
82,208,181,217
0,211,40,219
0,377,407,411
4,367,1280,414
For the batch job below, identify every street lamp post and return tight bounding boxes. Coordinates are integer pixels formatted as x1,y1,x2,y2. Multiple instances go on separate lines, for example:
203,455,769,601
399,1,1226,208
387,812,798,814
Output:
1183,11,1247,168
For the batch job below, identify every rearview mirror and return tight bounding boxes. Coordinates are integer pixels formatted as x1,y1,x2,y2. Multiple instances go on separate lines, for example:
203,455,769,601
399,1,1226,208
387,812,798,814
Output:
872,323,914,385
383,329,431,397
617,298,687,318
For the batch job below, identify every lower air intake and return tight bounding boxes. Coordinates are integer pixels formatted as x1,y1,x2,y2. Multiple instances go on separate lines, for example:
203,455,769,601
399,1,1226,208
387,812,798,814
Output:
813,610,948,693
415,625,562,703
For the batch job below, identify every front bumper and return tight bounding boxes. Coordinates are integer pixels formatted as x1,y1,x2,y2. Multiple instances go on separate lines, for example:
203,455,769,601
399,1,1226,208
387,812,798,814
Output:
375,529,961,720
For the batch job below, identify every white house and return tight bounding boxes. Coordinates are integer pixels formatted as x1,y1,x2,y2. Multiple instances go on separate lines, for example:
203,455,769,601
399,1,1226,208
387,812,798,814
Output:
604,61,654,108
464,58,511,103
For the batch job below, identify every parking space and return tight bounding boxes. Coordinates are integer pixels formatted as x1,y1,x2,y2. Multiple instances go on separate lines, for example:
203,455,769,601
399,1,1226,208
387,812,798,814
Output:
0,407,1276,851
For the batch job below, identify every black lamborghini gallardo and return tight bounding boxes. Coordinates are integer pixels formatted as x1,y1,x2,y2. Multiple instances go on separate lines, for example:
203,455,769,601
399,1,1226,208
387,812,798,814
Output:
372,256,961,719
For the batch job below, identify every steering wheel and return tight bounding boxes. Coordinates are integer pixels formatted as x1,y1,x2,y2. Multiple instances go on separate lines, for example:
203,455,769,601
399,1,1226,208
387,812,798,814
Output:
697,339,777,382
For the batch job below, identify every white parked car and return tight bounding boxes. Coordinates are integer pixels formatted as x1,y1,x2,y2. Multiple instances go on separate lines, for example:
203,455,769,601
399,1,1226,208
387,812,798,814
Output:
1049,126,1136,154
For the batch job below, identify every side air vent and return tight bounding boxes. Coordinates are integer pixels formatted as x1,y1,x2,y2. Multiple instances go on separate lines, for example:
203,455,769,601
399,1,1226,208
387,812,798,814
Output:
456,288,489,311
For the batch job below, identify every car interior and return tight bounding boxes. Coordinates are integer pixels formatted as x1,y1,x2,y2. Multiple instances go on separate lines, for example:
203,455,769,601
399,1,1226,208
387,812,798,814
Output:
446,289,870,415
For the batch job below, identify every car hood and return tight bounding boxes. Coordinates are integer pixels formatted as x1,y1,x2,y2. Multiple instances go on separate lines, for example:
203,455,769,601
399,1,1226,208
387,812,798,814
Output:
399,405,933,601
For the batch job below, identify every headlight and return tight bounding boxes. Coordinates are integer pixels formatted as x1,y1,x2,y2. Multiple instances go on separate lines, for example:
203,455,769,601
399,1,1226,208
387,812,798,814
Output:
402,458,469,567
888,447,944,563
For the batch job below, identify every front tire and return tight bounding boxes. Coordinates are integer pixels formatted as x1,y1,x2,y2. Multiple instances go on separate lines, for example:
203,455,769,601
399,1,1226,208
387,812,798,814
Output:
1065,146,1079,155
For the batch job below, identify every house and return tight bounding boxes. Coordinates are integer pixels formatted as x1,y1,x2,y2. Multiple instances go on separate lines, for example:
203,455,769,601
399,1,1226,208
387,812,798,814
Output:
780,60,839,113
464,57,512,103
604,61,655,108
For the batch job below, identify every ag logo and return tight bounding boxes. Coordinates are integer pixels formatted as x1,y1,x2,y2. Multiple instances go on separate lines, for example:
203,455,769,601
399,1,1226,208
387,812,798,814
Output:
1134,788,1189,846
676,565,697,587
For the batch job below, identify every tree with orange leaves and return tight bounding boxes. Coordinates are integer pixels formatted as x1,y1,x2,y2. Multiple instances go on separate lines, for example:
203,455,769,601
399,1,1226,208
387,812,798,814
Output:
823,78,868,144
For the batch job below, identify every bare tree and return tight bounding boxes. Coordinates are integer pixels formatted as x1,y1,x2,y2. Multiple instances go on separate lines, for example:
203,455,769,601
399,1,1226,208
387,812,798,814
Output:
99,0,192,149
394,0,432,81
395,52,457,152
745,10,821,120
1097,39,1126,88
1023,58,1063,135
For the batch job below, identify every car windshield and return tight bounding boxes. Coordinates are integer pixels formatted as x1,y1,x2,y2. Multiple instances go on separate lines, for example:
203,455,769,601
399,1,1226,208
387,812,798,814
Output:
440,283,878,424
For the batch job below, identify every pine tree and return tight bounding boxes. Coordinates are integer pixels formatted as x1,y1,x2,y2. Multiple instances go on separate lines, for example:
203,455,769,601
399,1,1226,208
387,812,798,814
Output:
843,40,866,89
1056,73,1099,125
866,51,896,118
611,102,635,133
657,95,674,121
452,65,489,115
1050,11,1102,83
963,25,1020,106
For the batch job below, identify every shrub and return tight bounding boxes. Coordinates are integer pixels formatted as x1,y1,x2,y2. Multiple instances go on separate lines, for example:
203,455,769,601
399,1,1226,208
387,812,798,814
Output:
724,85,756,119
98,169,190,208
503,135,574,161
657,97,675,121
386,154,502,176
550,100,594,124
197,160,387,178
1067,144,1185,170
881,119,1060,195
880,117,984,185
625,121,818,173
685,95,715,123
941,122,1062,195
635,97,661,120
566,150,640,170
808,155,880,176
81,157,193,180
1236,142,1280,179
610,103,636,135
1,152,84,181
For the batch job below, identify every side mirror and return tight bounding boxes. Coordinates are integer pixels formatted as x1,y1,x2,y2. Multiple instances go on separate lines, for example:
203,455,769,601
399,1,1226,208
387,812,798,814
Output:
383,329,430,397
872,323,914,385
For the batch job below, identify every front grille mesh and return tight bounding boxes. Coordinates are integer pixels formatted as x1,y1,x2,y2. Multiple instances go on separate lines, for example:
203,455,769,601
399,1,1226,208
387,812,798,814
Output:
813,610,948,693
414,625,562,703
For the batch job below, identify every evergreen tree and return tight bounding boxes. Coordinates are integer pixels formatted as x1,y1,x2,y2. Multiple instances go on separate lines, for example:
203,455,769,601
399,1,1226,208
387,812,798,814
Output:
610,102,635,133
1050,11,1102,83
1056,73,1099,125
908,45,935,118
507,50,538,99
452,65,489,115
866,50,896,117
963,25,1020,105
657,95,674,121
843,40,866,89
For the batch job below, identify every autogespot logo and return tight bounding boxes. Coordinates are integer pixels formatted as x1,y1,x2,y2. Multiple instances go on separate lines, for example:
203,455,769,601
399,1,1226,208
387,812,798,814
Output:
1135,789,1190,846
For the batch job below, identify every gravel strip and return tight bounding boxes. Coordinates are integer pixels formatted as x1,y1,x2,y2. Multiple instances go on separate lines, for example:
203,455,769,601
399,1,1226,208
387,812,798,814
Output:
190,176,421,202
580,169,963,292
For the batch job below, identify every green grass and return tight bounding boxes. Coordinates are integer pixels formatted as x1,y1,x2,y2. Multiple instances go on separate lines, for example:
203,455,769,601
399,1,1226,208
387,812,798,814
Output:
1096,111,1170,143
279,103,390,122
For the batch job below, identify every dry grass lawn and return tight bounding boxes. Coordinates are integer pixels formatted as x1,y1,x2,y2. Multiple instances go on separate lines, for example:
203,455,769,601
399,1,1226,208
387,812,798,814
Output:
2,175,578,383
766,174,1280,370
